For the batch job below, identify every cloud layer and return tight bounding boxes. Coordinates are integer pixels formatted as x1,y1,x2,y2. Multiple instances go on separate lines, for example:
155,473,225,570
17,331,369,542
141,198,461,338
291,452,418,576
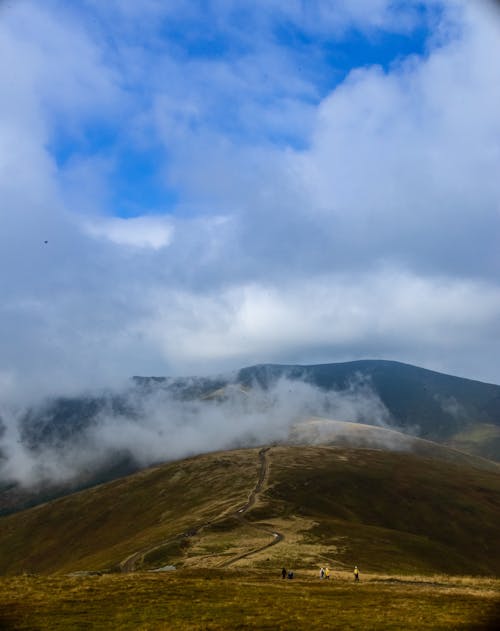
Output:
0,0,499,405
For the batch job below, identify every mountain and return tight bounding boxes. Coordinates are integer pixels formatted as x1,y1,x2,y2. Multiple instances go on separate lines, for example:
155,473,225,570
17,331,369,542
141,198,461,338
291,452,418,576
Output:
236,360,500,440
133,360,500,445
17,360,500,452
1,360,500,516
0,441,499,576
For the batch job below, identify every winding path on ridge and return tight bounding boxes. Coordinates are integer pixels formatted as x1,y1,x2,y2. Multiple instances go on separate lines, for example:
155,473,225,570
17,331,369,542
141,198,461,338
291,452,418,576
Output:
219,447,284,567
119,447,283,572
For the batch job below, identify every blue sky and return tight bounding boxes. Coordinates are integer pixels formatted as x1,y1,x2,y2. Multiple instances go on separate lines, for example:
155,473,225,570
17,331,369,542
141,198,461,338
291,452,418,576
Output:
50,1,437,217
1,0,500,398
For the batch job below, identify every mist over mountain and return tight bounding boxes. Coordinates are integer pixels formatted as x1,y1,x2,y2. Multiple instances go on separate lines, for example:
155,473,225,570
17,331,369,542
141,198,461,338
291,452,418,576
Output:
236,360,500,439
1,360,499,514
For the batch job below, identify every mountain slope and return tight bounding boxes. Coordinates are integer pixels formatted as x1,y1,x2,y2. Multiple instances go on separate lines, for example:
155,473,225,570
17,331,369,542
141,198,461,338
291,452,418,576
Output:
237,360,500,439
1,443,499,576
289,418,500,472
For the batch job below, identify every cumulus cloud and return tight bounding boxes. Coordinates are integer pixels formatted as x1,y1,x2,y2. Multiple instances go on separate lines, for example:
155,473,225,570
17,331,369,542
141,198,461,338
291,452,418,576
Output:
292,4,500,280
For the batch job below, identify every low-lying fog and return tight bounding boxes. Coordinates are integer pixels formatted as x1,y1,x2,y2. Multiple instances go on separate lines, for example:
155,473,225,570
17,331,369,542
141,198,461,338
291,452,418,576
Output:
0,376,394,487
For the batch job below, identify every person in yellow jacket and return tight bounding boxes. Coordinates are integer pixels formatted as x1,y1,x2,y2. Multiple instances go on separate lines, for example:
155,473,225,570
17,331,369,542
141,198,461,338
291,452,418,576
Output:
325,567,330,579
354,566,359,581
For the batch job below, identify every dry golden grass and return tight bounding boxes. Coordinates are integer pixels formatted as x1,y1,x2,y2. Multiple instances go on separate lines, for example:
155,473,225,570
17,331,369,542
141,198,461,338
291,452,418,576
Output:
0,449,261,575
1,444,499,628
0,570,498,630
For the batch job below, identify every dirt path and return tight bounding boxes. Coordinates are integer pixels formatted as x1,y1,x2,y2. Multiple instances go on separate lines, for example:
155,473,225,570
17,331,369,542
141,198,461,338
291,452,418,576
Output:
219,447,284,567
119,447,283,572
119,522,205,573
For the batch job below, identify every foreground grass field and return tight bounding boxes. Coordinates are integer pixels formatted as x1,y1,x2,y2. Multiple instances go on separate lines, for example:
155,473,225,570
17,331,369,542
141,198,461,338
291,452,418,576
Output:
1,444,499,628
0,570,498,630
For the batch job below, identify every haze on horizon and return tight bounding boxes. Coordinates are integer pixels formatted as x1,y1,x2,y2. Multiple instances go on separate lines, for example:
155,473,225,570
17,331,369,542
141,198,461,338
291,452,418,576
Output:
1,0,500,403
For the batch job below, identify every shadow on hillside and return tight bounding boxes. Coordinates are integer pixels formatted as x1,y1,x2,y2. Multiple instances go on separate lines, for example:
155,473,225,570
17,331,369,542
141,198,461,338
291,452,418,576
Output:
469,600,500,631
0,604,39,631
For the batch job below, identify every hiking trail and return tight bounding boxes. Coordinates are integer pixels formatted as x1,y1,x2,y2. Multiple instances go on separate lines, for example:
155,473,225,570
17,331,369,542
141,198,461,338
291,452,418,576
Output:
219,447,284,567
119,447,283,572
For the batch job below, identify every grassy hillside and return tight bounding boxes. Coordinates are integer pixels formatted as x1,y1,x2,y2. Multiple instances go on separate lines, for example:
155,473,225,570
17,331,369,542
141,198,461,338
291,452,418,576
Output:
0,444,499,577
0,450,259,575
289,418,500,472
261,446,500,575
446,424,500,462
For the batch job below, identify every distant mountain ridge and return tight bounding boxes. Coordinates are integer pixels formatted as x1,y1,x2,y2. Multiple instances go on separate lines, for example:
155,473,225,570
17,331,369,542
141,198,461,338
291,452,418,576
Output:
16,360,500,454
134,359,500,443
235,360,500,440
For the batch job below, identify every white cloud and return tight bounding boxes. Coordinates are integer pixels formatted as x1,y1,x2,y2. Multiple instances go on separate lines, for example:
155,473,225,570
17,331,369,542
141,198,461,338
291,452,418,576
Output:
135,270,500,377
84,215,174,250
296,10,500,221
280,1,500,288
0,375,394,486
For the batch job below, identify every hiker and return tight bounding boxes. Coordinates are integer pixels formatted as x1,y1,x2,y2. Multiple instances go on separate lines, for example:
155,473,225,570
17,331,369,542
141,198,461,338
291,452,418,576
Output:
281,567,287,579
288,571,294,579
319,567,325,579
354,566,359,582
325,567,330,579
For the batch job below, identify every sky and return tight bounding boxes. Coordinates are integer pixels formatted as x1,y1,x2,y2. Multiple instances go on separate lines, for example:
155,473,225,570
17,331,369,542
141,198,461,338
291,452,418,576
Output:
1,0,500,401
